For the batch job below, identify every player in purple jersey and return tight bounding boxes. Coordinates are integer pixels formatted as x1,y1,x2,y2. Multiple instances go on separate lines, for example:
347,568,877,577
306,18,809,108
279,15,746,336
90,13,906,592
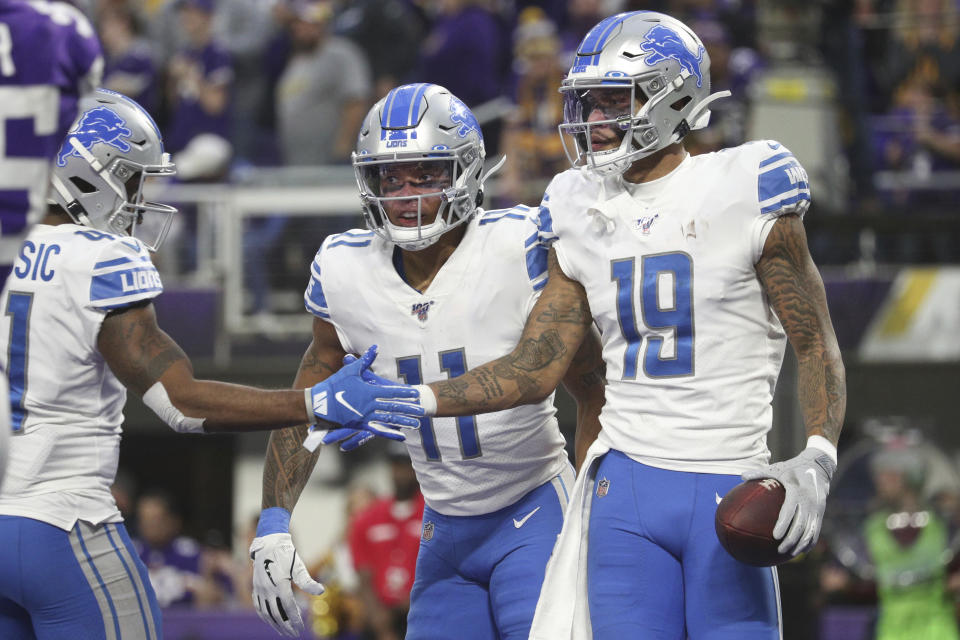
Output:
0,0,103,282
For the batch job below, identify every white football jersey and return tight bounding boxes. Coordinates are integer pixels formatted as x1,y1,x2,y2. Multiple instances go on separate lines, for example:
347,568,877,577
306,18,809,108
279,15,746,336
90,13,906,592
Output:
541,140,810,474
0,224,162,530
306,207,569,516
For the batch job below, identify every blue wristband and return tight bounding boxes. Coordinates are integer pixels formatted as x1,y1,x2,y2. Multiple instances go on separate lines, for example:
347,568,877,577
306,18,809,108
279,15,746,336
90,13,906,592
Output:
256,507,291,537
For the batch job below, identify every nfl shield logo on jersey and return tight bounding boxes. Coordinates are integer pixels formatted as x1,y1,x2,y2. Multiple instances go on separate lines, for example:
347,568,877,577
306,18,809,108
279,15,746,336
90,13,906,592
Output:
596,478,610,498
422,521,435,541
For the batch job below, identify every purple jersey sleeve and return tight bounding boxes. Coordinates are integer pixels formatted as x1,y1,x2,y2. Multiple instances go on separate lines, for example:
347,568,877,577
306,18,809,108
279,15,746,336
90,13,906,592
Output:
0,1,102,248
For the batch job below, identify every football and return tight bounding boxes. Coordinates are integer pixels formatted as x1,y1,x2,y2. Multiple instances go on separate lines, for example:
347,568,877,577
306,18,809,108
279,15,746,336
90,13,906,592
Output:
715,478,792,567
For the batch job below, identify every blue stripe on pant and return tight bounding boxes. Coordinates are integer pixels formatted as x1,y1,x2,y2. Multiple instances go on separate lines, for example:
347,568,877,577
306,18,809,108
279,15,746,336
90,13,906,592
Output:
0,516,162,640
587,451,782,640
407,468,573,640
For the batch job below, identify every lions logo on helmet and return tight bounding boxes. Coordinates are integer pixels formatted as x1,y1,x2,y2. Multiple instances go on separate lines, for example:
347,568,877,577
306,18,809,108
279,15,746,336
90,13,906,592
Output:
56,107,133,167
50,89,177,251
558,11,730,176
640,24,705,88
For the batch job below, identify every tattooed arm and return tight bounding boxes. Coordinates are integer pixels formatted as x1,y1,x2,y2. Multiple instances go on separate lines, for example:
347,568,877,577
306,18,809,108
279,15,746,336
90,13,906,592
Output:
561,325,607,471
262,317,346,511
756,214,846,446
430,247,594,417
98,302,310,432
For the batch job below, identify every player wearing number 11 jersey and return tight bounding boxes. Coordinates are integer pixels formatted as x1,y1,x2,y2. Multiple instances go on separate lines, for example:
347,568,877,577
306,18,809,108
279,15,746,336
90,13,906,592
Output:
251,84,605,640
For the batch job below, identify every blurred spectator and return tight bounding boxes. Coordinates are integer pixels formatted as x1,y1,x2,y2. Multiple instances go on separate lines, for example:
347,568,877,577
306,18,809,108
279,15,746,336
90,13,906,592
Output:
417,0,509,154
335,0,427,100
347,445,423,640
99,4,158,113
880,0,960,113
822,433,960,640
165,0,233,180
212,0,282,164
864,443,960,640
276,0,372,166
497,7,568,206
559,0,609,62
133,490,229,609
684,18,761,155
110,468,139,529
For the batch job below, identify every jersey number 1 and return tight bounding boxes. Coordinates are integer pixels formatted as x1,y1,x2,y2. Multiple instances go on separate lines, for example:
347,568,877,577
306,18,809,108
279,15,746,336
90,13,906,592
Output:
4,292,32,431
397,350,481,461
612,252,694,379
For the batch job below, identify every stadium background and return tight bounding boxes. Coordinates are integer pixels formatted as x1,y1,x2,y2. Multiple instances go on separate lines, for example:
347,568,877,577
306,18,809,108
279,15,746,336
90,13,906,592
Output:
62,0,960,638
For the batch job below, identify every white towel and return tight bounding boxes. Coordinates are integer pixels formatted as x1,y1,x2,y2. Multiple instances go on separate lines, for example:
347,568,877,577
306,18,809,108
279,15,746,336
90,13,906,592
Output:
529,437,612,640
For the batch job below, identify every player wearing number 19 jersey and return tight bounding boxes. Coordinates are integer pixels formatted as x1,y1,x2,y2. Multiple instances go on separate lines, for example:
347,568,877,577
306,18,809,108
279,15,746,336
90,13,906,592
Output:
407,12,846,640
251,84,605,640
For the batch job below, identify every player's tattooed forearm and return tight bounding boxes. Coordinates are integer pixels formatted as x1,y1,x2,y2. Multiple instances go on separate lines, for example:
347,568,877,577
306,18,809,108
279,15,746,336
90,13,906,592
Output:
262,424,319,510
757,214,846,446
434,377,470,407
508,331,568,372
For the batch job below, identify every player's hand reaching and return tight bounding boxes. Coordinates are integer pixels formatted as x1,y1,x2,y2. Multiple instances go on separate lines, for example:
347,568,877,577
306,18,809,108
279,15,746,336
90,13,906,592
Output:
741,443,837,557
250,508,324,637
312,353,423,452
308,345,424,440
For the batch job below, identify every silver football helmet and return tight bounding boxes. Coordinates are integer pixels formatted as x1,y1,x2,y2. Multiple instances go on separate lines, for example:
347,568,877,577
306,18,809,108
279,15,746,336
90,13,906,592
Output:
353,83,495,251
559,11,731,176
50,88,176,250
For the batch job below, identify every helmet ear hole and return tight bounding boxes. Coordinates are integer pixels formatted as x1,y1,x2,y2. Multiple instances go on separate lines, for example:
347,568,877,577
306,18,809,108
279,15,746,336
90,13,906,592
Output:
670,96,692,111
69,176,97,194
475,188,484,207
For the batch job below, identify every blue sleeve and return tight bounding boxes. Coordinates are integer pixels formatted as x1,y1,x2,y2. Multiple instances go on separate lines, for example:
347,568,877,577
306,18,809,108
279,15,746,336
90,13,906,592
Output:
87,238,162,311
303,248,330,319
756,141,811,217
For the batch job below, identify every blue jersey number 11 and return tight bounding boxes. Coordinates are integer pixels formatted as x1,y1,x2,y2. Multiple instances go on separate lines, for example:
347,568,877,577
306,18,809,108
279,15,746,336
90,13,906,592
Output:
397,349,481,461
612,252,694,379
5,292,33,431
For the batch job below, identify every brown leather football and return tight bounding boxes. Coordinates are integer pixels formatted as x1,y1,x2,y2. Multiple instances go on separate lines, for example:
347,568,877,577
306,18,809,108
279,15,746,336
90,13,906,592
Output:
715,478,793,567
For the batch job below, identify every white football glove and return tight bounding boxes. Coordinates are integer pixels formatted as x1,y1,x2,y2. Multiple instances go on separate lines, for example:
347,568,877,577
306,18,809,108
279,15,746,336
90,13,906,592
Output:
249,532,325,637
741,446,837,556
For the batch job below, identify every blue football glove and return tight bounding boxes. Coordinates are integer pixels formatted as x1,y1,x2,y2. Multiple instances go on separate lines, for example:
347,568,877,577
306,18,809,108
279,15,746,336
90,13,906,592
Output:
315,353,420,453
321,427,375,451
307,345,423,440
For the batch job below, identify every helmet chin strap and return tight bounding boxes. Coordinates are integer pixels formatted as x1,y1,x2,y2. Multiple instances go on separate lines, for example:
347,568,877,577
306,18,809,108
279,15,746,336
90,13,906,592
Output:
686,90,731,130
50,173,94,227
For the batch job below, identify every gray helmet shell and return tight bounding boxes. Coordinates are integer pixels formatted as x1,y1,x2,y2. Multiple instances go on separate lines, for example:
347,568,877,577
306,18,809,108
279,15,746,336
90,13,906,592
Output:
353,83,487,251
51,89,176,250
559,11,730,176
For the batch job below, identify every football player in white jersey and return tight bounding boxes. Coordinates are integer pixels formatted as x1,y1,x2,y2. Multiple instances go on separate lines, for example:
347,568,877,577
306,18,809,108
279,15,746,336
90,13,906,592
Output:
0,0,104,492
391,12,847,639
0,89,422,640
249,83,605,639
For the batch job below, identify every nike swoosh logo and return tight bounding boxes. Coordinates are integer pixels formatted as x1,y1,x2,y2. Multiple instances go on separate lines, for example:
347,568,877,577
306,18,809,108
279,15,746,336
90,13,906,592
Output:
263,559,276,587
805,468,820,501
335,391,363,417
715,492,723,505
513,506,541,528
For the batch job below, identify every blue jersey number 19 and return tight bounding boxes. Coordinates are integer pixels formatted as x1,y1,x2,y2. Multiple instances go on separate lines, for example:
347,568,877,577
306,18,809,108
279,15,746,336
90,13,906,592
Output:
397,350,481,462
4,291,32,431
612,251,694,379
